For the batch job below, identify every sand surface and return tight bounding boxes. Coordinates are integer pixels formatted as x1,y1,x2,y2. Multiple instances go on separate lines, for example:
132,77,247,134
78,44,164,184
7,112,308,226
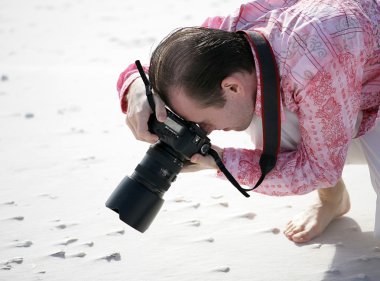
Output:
1,0,379,280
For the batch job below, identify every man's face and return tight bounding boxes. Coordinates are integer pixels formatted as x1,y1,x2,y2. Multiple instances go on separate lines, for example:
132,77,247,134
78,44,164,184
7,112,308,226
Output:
168,87,255,135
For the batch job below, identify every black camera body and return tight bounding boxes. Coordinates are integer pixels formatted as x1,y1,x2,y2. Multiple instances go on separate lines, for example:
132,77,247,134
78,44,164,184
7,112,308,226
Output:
148,109,211,160
106,107,211,233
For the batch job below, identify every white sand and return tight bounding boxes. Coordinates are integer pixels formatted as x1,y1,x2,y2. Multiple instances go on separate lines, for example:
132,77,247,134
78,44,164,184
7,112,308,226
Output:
1,0,379,280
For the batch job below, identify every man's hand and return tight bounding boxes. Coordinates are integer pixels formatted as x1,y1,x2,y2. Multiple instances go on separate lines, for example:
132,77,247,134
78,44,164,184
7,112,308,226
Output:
182,145,223,172
125,78,167,143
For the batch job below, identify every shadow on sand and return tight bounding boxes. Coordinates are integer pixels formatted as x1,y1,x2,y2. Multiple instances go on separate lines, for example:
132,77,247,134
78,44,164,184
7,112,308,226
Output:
298,217,380,281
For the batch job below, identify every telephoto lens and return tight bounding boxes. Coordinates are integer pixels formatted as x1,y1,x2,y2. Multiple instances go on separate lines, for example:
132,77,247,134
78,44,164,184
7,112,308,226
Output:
107,59,215,232
106,141,184,232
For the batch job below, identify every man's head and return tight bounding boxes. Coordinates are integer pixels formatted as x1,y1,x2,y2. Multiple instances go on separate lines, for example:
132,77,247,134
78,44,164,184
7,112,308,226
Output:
149,27,257,133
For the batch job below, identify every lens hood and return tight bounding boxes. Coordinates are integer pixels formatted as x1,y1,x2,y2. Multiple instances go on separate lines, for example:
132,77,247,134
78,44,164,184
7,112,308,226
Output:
106,176,164,233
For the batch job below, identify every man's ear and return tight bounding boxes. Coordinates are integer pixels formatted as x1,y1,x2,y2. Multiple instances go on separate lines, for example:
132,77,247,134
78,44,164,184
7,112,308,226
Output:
221,76,241,95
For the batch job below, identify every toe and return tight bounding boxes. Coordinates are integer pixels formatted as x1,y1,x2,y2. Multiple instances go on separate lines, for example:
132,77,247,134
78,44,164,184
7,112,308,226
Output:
283,224,295,236
289,224,305,235
284,224,305,239
291,223,322,243
284,221,297,232
285,220,293,228
291,230,312,243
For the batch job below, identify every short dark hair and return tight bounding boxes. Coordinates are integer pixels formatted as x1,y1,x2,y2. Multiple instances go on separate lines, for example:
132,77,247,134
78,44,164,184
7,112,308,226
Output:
149,27,255,108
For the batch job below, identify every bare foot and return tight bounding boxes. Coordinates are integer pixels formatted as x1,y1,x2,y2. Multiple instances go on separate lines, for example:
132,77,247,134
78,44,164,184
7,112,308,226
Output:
284,179,350,243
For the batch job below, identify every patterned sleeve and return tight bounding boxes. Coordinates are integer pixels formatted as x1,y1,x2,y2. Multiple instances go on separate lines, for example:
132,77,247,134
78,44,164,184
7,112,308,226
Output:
116,63,149,113
218,31,367,196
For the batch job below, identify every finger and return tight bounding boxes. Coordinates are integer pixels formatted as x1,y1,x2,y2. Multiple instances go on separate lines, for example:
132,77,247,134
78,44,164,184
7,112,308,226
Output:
125,115,137,136
135,121,158,143
145,133,159,143
190,154,217,169
126,117,143,141
181,163,202,173
154,94,167,122
126,115,158,143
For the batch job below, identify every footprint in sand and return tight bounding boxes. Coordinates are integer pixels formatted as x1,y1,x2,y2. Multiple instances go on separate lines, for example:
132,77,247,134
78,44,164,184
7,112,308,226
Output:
8,216,24,221
3,257,23,265
39,193,58,200
184,220,201,227
218,202,229,208
70,127,85,134
57,106,81,115
55,222,77,230
99,253,121,262
15,240,33,248
50,251,66,258
50,251,86,259
1,265,12,271
237,212,256,220
24,113,34,119
55,224,68,229
0,257,23,271
177,202,201,209
193,237,215,243
171,196,191,203
1,201,15,206
68,252,86,258
81,242,94,247
203,237,215,243
210,201,229,208
106,229,125,236
10,257,23,264
58,238,78,246
212,266,230,273
269,227,280,234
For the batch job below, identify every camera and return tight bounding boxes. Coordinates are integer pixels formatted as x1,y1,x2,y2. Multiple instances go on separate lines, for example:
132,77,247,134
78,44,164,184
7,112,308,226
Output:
106,107,211,233
105,60,255,233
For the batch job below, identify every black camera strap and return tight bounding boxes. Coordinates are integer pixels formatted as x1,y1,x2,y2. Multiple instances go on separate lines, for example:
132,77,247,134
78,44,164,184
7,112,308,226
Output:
235,30,281,194
208,148,251,197
135,60,156,111
135,29,281,198
207,31,281,197
209,31,281,197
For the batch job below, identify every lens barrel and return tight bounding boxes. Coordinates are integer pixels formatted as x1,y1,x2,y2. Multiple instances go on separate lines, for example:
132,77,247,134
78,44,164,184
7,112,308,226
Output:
106,142,184,232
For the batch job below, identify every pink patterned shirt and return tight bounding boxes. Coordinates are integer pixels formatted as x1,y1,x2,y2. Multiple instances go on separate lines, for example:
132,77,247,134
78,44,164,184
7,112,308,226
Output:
117,0,380,196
